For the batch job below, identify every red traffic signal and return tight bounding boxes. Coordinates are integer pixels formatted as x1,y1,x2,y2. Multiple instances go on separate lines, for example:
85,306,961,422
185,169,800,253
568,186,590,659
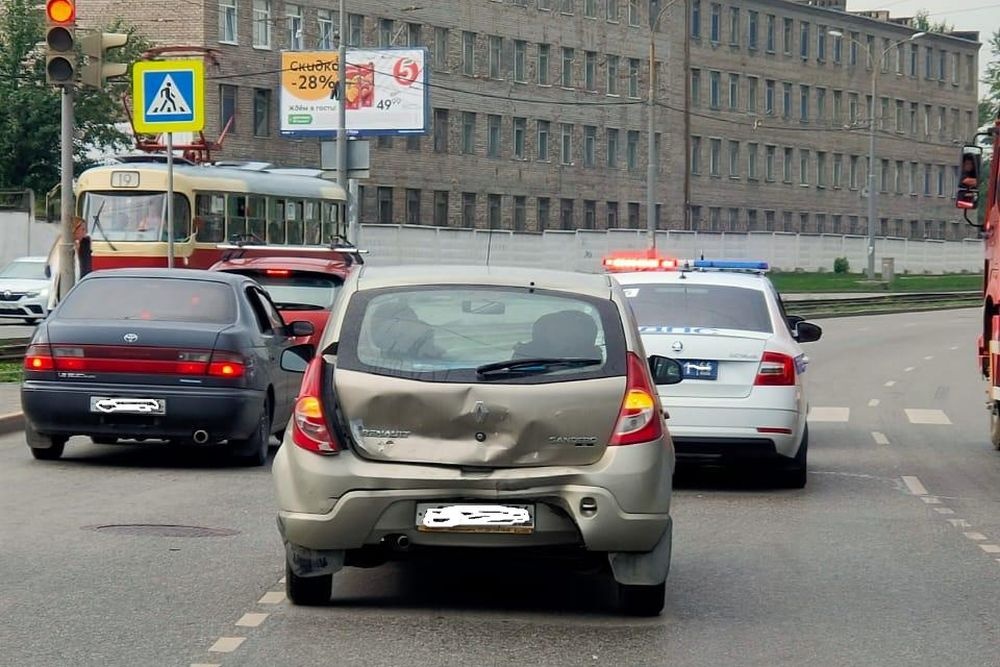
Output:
45,0,75,24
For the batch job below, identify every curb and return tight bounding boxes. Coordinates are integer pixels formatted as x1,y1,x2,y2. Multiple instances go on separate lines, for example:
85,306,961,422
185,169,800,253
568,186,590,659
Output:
802,303,979,320
0,411,24,436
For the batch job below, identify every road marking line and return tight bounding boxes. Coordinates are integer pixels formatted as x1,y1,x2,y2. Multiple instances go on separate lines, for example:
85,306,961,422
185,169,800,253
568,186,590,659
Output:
191,664,221,667
949,346,959,350
885,380,896,387
258,591,286,604
979,544,1000,554
872,431,890,445
905,409,952,425
901,476,928,496
924,356,934,360
236,613,269,628
920,496,942,504
904,366,915,372
808,407,850,422
948,518,972,527
963,532,988,541
208,637,245,653
868,399,880,407
935,508,955,514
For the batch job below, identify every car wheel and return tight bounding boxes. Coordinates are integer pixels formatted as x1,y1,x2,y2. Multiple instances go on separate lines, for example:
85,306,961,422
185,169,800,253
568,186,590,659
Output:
26,423,67,461
231,398,271,466
91,436,117,445
285,561,332,606
618,581,665,617
990,405,1000,451
777,427,809,489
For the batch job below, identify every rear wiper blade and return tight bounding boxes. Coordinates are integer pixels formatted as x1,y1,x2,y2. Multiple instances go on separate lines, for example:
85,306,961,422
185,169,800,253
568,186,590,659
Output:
476,357,602,377
273,302,325,311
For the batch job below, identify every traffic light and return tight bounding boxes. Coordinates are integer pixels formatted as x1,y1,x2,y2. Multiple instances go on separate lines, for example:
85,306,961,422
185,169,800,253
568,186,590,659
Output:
44,0,76,85
80,32,129,88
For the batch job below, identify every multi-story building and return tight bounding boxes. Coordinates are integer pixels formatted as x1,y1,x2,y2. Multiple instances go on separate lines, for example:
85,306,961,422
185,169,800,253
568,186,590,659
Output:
79,0,979,239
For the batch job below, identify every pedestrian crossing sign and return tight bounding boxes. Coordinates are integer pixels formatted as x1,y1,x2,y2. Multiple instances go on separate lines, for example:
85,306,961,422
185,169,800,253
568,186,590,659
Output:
132,59,205,133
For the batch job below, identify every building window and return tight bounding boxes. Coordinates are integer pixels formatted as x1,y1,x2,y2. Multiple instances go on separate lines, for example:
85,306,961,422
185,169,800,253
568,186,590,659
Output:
536,197,550,230
488,194,501,229
910,102,918,134
628,202,640,228
513,196,526,230
849,31,859,66
909,162,918,194
490,36,504,79
585,51,597,91
728,140,739,178
880,158,890,192
406,189,421,225
748,11,758,49
433,191,448,226
561,47,575,87
606,0,618,21
709,71,720,109
407,22,421,47
799,149,809,185
728,208,739,230
514,41,526,82
462,32,476,75
747,76,758,114
765,145,775,181
584,125,596,167
748,142,758,179
378,17,393,47
628,0,639,25
766,14,775,52
285,4,303,50
627,130,639,171
782,17,792,55
219,84,237,133
607,55,619,95
833,153,843,188
252,0,270,48
799,21,809,59
710,138,721,176
909,43,918,76
513,117,526,159
895,160,904,193
462,193,476,227
924,46,933,79
316,9,333,49
219,0,237,43
689,69,702,107
608,128,620,168
377,187,393,223
433,108,448,153
848,92,858,124
799,85,809,122
729,7,740,46
765,79,774,115
585,0,597,18
560,198,574,229
817,151,827,187
537,120,550,160
691,0,701,38
348,14,363,46
462,112,476,154
833,31,842,64
747,209,758,230
850,155,859,189
434,27,449,68
782,82,791,118
783,147,792,182
538,44,551,85
817,27,826,62
728,73,739,111
710,207,721,231
607,201,619,228
710,3,720,42
561,123,573,165
252,88,270,137
628,58,639,98
487,114,501,158
691,135,701,174
690,205,702,230
817,88,827,119
583,199,597,229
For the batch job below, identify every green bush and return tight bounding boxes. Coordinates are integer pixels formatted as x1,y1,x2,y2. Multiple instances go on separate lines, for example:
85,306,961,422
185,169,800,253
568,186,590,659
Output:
833,257,850,274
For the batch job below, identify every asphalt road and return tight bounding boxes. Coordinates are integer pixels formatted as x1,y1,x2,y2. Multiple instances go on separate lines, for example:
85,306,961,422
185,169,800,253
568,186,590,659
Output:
0,320,37,340
1,307,999,667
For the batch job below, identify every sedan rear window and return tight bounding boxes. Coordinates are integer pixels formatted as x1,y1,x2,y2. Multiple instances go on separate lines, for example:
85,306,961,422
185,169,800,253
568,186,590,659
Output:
621,283,773,333
57,278,237,324
337,286,627,383
234,271,342,311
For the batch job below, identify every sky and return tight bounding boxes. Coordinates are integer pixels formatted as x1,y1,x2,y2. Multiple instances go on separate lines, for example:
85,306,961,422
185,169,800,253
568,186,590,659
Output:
849,0,998,99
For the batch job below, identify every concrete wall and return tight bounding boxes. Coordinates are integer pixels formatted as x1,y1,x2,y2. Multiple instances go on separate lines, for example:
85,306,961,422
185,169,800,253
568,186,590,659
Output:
0,212,60,268
356,224,982,274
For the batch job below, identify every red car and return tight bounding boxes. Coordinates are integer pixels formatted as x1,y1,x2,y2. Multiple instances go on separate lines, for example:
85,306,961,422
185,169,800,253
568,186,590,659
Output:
209,254,354,347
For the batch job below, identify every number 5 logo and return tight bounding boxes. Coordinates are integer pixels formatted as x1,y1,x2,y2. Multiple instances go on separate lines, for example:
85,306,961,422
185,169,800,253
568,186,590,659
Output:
392,57,420,87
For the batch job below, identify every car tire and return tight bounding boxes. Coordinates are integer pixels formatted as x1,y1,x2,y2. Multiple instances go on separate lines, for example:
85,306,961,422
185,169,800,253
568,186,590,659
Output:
618,581,666,617
285,562,332,606
990,405,1000,451
91,436,117,445
26,424,67,461
231,398,271,467
777,427,809,489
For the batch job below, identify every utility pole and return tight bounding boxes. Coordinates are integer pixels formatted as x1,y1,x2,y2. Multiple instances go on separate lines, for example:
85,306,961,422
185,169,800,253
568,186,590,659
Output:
645,0,681,249
337,0,352,244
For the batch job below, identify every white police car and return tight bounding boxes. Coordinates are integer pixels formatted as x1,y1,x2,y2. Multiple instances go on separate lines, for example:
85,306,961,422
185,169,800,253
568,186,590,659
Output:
605,254,822,488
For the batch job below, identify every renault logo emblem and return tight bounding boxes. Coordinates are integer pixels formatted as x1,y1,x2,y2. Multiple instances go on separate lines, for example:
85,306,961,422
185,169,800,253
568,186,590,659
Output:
2,290,10,298
473,401,489,424
671,340,684,352
123,333,139,344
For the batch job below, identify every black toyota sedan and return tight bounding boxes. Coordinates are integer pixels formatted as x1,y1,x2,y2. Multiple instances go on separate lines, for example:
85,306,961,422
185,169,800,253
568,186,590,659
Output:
20,269,314,465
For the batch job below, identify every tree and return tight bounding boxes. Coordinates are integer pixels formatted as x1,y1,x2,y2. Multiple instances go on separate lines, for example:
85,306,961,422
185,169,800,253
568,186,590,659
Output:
982,28,1000,126
912,10,954,34
0,0,151,195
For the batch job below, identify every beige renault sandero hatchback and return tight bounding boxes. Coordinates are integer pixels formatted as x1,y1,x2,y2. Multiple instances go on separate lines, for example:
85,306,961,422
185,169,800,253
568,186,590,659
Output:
272,265,684,616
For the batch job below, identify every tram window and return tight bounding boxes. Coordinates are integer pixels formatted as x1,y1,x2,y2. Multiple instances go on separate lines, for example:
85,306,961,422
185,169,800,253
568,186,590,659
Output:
197,193,227,242
168,194,192,240
322,202,341,243
224,194,247,241
268,199,287,244
80,191,189,242
247,196,267,241
304,200,322,244
286,200,304,245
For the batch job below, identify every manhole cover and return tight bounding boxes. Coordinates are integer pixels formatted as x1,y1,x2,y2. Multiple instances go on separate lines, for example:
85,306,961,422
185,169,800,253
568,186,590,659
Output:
84,524,240,538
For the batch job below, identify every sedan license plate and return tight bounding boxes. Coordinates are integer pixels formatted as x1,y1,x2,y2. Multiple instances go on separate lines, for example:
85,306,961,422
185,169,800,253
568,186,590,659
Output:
416,503,535,534
680,359,718,380
89,396,166,415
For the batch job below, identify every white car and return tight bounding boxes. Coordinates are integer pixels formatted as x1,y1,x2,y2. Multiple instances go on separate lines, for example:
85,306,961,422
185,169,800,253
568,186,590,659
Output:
607,256,822,488
0,256,51,324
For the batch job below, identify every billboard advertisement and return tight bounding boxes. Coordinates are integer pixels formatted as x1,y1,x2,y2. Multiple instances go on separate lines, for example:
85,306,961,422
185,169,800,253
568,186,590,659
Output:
279,48,429,137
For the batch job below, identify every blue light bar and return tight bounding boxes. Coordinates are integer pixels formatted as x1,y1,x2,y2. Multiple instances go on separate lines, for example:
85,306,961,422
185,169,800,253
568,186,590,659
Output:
688,259,770,271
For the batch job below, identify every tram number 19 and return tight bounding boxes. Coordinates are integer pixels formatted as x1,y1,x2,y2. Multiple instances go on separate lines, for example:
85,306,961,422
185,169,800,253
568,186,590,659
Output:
111,171,141,188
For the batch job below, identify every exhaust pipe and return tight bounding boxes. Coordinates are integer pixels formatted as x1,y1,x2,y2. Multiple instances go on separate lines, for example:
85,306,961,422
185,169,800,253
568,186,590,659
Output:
192,430,209,444
382,534,412,551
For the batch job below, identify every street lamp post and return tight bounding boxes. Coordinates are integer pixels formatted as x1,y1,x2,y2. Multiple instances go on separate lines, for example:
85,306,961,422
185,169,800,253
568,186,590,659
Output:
646,0,682,249
828,29,925,280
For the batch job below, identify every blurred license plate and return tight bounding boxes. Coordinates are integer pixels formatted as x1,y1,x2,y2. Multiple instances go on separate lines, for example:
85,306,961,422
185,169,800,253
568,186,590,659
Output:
90,396,166,415
680,359,718,380
416,503,534,534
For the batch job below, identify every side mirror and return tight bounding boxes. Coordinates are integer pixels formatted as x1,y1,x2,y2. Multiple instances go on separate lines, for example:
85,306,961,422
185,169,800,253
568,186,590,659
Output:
280,344,314,373
786,315,805,329
648,355,683,385
956,144,983,210
794,321,823,343
288,320,315,337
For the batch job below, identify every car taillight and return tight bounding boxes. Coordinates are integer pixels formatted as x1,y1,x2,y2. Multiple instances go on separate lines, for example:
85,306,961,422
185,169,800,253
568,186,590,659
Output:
291,357,340,454
610,352,664,446
754,351,796,386
207,350,246,378
24,343,54,371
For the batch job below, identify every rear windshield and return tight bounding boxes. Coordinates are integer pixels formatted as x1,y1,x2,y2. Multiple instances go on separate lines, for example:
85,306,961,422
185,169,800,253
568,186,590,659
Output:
337,286,627,383
620,283,773,334
58,277,237,324
236,271,342,311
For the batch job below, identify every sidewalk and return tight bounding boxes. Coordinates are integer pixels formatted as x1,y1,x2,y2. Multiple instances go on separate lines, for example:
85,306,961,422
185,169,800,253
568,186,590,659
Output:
0,382,23,435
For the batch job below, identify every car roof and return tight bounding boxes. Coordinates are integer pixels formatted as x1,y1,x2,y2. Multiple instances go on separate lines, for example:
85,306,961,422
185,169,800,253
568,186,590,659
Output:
610,269,771,290
82,268,247,285
211,256,351,275
355,265,614,298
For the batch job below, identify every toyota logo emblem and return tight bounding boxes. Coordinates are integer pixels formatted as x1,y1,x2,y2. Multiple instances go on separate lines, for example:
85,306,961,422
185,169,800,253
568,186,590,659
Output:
123,333,139,343
671,340,684,352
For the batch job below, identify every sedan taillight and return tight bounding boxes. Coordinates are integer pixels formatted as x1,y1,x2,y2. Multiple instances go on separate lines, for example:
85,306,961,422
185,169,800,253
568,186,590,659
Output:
754,351,796,386
24,343,54,371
